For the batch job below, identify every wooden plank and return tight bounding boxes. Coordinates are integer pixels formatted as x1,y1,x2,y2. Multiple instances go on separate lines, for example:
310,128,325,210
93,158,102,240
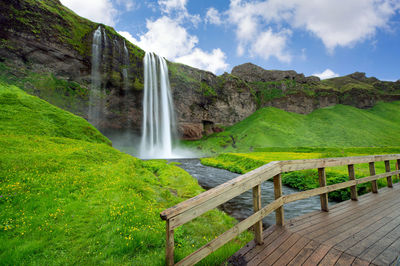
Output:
345,215,400,257
319,167,329,212
258,233,302,265
348,164,358,201
334,252,356,265
358,224,400,263
160,161,281,220
397,159,400,182
369,162,378,193
385,160,393,187
280,154,400,172
175,198,282,266
351,258,370,266
166,220,174,266
287,240,320,265
246,231,292,266
318,248,343,266
372,234,400,265
274,174,284,225
242,226,286,262
252,184,263,245
272,235,310,265
302,243,332,265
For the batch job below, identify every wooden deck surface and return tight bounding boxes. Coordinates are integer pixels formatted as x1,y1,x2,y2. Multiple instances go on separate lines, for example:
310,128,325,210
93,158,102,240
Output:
227,184,400,266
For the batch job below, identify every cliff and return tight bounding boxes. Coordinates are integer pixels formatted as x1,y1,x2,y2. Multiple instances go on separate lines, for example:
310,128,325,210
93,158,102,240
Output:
1,0,399,140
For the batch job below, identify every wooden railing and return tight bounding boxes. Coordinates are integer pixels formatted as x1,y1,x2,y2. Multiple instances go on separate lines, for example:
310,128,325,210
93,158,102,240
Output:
160,154,400,265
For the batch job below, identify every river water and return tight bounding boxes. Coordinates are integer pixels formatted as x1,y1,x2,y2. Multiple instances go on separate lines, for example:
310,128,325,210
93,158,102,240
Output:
170,158,326,227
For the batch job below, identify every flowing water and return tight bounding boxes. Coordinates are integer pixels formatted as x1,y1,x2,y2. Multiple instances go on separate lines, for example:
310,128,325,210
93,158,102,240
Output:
171,159,328,227
122,40,129,91
139,52,178,159
88,26,104,127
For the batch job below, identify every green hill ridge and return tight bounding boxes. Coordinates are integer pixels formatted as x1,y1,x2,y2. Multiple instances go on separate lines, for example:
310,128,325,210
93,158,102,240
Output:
188,101,400,153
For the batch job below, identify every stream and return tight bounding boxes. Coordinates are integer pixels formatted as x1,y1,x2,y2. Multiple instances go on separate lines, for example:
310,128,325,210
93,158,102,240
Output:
170,158,328,227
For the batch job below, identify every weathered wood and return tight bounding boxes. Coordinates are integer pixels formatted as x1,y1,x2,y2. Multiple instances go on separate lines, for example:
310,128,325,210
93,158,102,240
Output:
175,199,282,266
280,154,400,172
258,233,302,265
168,163,281,229
273,174,284,225
348,164,358,201
160,161,281,220
397,159,400,182
385,160,393,187
166,220,174,266
273,237,310,265
252,185,263,245
318,167,329,212
369,162,378,193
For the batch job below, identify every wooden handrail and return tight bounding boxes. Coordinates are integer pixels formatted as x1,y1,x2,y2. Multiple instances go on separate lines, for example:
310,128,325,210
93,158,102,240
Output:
160,154,400,266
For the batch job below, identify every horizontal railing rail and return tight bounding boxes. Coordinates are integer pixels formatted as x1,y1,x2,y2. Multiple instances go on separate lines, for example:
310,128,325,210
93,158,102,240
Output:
160,154,400,266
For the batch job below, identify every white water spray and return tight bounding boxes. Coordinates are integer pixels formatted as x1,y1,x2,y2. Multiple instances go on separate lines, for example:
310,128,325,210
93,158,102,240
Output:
139,52,178,158
122,41,129,91
88,26,103,127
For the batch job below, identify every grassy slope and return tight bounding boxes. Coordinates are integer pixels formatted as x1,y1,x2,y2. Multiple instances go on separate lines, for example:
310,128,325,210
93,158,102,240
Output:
0,83,251,265
187,102,400,153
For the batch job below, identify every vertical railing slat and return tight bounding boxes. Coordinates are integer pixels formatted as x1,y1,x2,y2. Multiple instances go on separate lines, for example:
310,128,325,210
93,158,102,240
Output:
252,185,264,245
166,220,174,266
369,162,378,193
384,160,393,188
318,168,329,211
347,164,358,201
273,174,284,225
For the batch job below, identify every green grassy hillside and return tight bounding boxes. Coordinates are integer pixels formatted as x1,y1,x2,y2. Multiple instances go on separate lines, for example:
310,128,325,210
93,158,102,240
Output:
188,102,400,153
0,83,250,265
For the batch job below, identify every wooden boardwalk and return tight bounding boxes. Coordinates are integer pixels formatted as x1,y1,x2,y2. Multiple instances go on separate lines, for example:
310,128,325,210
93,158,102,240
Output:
227,185,400,266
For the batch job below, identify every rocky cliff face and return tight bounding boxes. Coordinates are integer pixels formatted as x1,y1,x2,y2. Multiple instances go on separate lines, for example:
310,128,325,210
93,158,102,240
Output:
1,0,399,141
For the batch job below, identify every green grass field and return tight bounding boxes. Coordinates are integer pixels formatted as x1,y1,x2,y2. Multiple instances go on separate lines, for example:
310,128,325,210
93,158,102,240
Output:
0,83,251,265
186,102,400,154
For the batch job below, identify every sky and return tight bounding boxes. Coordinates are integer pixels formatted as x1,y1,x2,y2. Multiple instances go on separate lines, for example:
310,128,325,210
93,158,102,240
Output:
60,0,400,81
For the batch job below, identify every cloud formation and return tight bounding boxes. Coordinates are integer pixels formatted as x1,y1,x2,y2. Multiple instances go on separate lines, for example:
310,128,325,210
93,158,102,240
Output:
61,0,118,26
205,7,222,25
312,69,339,80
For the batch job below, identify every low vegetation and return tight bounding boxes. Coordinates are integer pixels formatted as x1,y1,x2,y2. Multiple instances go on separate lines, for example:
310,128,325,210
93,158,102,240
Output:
0,83,251,265
202,149,400,201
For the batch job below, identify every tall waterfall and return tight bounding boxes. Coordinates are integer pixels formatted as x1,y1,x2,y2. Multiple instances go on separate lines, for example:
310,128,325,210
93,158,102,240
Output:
139,52,177,158
88,26,103,127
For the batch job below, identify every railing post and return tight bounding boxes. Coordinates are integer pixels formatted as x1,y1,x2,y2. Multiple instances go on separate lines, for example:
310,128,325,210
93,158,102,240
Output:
369,162,378,193
166,220,174,266
273,174,284,226
252,185,264,245
347,164,358,201
384,160,393,188
397,159,400,183
318,168,329,212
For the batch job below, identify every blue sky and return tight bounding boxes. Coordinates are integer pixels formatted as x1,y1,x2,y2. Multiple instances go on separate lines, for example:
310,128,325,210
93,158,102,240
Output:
61,0,400,80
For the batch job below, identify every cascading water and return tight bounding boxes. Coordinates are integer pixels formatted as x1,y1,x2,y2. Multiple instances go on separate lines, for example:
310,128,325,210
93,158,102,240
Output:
122,40,129,91
88,26,103,127
139,52,177,159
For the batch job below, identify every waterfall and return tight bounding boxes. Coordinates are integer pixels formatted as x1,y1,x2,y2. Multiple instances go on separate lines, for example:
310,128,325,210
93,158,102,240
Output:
139,52,177,159
122,40,129,91
88,26,103,127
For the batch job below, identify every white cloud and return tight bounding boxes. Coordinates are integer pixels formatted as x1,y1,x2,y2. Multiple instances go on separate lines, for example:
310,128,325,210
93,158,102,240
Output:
251,28,292,62
226,0,400,58
116,0,139,11
118,17,228,74
60,0,118,26
312,69,339,80
176,48,228,73
158,0,187,13
205,7,222,25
